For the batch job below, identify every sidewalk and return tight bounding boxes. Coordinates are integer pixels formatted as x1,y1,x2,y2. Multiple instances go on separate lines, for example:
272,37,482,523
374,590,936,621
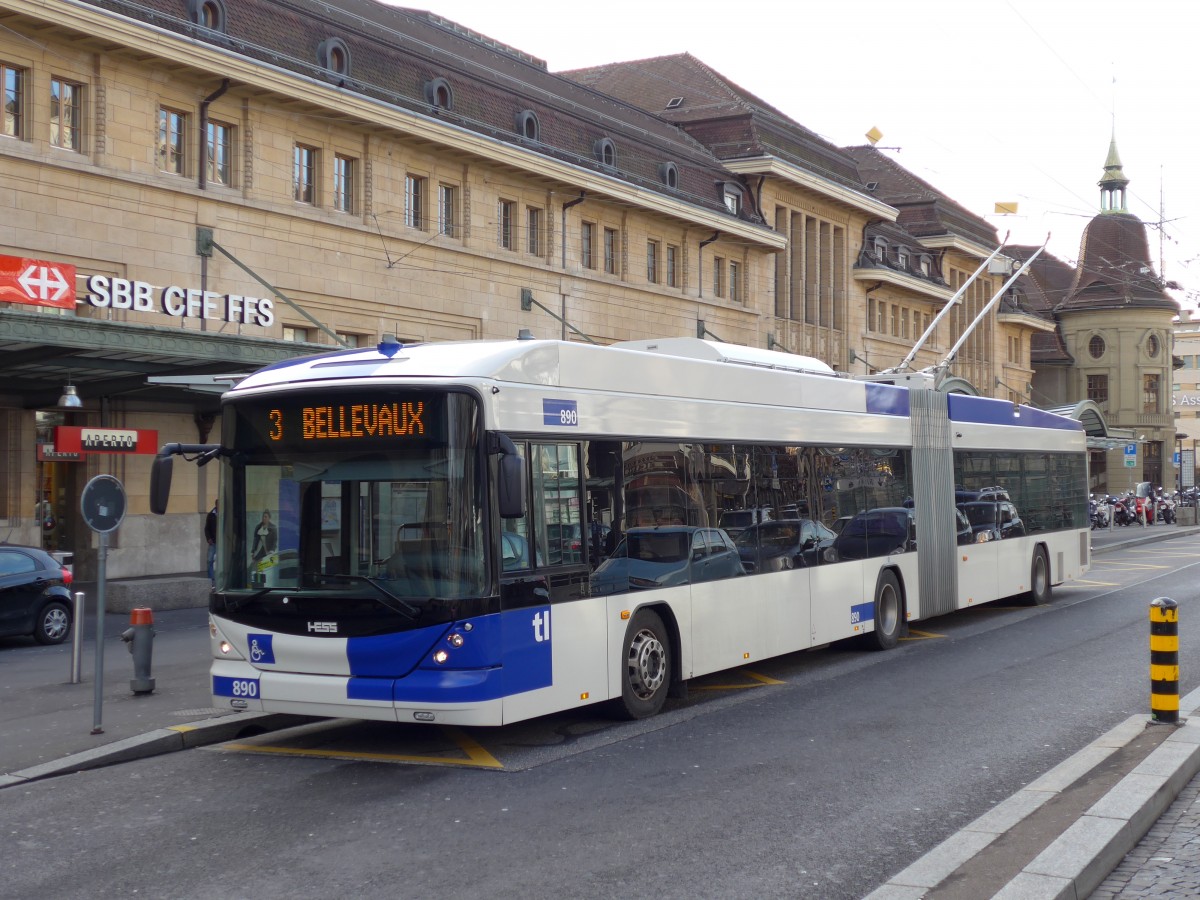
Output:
3,523,1200,900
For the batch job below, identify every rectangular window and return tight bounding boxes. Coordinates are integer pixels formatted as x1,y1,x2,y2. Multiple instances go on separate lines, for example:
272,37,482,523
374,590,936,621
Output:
647,240,659,284
713,256,725,298
293,144,317,204
336,332,362,348
405,175,425,229
498,199,515,250
868,299,877,332
729,261,740,303
332,155,355,213
438,184,456,236
527,207,541,256
50,78,82,151
1087,374,1108,403
1143,373,1160,413
283,325,310,342
666,245,678,288
207,120,232,186
3,63,25,139
581,222,594,269
157,107,187,174
604,227,617,274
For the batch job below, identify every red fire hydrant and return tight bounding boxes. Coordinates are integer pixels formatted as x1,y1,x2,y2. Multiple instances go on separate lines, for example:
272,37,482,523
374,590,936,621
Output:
120,607,156,694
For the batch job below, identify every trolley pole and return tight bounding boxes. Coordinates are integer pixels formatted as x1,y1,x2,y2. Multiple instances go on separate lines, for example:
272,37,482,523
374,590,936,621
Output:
1150,597,1180,725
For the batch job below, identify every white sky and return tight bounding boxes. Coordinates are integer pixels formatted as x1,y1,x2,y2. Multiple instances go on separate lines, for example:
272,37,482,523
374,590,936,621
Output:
388,0,1200,313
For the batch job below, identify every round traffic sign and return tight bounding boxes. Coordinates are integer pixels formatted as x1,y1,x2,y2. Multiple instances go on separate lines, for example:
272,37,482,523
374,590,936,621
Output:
80,474,127,533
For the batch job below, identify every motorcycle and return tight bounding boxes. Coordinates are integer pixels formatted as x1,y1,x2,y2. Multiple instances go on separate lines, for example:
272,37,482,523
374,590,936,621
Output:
1089,496,1110,530
1109,495,1135,526
1156,491,1176,525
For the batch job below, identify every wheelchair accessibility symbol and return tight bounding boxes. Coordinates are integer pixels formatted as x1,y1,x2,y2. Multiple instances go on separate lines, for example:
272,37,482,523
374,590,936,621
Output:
247,634,275,665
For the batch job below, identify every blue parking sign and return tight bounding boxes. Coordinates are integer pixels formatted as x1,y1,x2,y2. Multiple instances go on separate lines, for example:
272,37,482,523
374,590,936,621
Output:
1124,444,1137,456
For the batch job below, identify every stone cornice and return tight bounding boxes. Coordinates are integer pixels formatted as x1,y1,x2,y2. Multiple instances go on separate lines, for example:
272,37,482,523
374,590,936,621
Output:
852,267,955,303
722,156,897,221
997,312,1056,332
915,234,998,260
11,0,784,250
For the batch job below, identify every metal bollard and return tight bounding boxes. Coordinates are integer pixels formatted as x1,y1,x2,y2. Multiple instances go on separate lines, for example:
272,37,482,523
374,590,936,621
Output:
70,591,85,684
119,607,156,694
1149,597,1179,724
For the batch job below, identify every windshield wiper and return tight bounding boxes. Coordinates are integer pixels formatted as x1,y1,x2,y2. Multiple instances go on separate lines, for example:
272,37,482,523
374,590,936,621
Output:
303,573,420,619
224,586,286,612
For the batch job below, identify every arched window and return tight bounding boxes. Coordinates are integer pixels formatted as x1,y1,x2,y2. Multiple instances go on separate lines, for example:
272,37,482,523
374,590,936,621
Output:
188,0,227,32
658,162,679,190
593,137,617,168
1089,335,1106,359
317,38,351,77
1147,334,1160,358
516,110,540,141
424,77,453,111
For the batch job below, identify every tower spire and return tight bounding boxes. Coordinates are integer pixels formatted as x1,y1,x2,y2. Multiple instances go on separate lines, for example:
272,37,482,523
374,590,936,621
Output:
1099,131,1129,214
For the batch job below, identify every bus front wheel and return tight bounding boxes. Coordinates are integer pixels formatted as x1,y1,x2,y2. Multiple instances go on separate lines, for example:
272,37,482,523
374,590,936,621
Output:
1025,547,1052,606
613,608,671,719
867,570,902,651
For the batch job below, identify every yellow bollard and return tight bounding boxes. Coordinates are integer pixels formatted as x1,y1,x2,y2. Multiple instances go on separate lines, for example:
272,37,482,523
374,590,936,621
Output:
1150,597,1179,724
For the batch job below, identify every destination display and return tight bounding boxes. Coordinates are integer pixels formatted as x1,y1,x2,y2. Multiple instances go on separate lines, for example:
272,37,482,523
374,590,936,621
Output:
231,392,460,453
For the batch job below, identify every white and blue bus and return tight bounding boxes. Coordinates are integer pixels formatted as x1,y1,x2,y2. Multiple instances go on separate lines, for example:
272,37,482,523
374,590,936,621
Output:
151,336,1090,725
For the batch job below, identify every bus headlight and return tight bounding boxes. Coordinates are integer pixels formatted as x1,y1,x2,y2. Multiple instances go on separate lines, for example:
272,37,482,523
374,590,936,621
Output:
433,649,449,664
447,632,465,648
220,641,233,655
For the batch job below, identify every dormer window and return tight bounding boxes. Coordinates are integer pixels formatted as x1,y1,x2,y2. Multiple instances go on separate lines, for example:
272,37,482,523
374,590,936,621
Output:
896,249,909,270
317,38,351,78
919,255,932,277
873,238,887,261
658,162,679,190
594,137,617,168
516,110,540,141
722,184,743,215
188,0,227,32
424,77,453,111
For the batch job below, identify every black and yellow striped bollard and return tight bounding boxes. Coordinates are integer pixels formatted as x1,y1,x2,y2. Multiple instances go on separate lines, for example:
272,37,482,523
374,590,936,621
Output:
1150,597,1180,725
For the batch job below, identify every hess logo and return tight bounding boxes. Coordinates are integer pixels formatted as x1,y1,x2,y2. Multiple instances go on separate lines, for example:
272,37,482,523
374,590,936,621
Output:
532,609,551,643
307,621,338,633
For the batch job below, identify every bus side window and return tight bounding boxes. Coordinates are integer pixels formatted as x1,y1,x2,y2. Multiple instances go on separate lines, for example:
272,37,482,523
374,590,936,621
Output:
530,442,585,568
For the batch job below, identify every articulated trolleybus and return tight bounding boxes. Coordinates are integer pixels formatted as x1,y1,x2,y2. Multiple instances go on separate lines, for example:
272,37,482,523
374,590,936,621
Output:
151,335,1089,725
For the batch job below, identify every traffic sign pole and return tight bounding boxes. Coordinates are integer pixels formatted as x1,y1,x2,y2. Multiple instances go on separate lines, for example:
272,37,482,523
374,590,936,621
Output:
81,474,127,736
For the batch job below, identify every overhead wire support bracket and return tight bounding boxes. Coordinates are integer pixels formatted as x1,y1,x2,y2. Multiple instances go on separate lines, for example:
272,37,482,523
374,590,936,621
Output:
208,237,350,347
519,288,597,344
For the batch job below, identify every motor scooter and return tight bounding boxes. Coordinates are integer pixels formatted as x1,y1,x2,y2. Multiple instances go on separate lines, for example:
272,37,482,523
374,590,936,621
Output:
1156,490,1176,525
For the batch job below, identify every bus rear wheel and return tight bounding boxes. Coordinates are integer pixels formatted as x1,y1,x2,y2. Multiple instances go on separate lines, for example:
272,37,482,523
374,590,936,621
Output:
867,570,902,651
1025,547,1052,606
612,608,671,719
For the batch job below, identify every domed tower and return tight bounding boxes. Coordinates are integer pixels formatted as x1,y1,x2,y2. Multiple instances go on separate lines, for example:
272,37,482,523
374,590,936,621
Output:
1054,136,1179,490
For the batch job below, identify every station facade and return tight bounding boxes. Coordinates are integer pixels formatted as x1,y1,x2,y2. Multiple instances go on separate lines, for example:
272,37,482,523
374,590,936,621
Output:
0,0,1168,578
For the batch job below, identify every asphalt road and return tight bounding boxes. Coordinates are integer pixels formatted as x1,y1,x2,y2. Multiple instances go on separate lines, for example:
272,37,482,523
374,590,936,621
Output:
3,537,1199,900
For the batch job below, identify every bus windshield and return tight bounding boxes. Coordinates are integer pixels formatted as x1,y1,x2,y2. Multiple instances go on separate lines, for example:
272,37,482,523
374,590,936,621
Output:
215,389,486,625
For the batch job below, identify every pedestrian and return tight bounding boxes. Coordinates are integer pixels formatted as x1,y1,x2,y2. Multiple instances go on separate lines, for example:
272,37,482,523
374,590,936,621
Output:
204,499,218,585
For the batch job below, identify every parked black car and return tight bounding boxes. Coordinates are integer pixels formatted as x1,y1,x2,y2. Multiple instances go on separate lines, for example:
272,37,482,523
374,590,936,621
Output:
733,519,837,572
957,500,1025,542
0,543,75,644
824,507,916,562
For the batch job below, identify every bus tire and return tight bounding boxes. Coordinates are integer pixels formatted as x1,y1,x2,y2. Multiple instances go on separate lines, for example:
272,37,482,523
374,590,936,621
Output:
612,608,671,720
1026,547,1052,606
867,570,902,651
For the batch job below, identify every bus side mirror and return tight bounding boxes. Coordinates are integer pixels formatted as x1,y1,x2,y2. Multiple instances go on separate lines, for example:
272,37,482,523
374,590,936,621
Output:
498,453,525,519
150,452,173,515
491,432,526,519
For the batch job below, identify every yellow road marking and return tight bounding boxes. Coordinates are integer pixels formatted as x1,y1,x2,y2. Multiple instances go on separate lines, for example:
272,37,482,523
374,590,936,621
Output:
693,668,786,691
902,629,944,640
219,724,503,769
1073,579,1120,586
